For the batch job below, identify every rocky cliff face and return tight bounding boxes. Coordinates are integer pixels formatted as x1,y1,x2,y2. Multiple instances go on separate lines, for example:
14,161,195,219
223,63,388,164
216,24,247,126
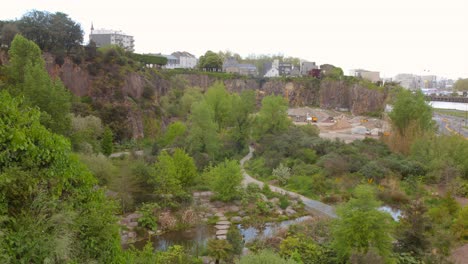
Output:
41,58,387,139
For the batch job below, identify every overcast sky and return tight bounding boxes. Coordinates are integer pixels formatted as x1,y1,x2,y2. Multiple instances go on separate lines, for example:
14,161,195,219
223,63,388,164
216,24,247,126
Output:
1,0,467,79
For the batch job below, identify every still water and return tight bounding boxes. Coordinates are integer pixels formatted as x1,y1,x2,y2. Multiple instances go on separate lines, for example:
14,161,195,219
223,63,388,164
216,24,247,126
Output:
429,101,468,111
129,216,313,252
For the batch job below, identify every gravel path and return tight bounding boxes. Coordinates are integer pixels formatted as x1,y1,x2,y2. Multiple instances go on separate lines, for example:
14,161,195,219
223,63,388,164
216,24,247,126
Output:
240,146,337,218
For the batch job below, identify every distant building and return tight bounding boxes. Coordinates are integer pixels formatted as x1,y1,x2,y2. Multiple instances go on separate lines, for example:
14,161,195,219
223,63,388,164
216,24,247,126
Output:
279,62,292,76
394,74,422,90
89,26,134,52
300,61,318,76
171,51,198,69
421,75,437,88
350,69,380,83
222,57,258,76
162,54,179,69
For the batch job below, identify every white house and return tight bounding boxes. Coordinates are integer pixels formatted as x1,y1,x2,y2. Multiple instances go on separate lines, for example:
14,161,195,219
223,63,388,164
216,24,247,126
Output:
172,51,198,69
89,27,135,52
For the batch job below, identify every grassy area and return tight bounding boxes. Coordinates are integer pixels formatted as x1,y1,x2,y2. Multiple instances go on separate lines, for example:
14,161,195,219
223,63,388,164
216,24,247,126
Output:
434,109,468,119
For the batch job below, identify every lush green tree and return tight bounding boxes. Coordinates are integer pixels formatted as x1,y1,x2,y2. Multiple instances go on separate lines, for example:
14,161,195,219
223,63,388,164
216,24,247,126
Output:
150,151,186,207
159,121,187,147
150,149,196,206
387,89,433,154
453,78,468,91
172,148,198,188
0,91,122,262
179,87,204,117
227,226,244,256
230,90,256,149
395,199,432,257
332,185,394,262
17,10,83,53
238,250,297,264
187,101,220,159
101,126,114,156
207,239,232,264
205,82,233,130
6,35,72,134
205,160,243,201
389,89,433,136
254,95,291,138
198,50,222,71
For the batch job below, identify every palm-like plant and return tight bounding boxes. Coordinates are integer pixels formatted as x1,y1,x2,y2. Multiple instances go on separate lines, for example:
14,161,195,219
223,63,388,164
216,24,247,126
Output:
207,239,232,264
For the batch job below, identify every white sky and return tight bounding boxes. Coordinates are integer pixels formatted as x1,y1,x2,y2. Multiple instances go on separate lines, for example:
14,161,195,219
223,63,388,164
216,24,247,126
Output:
1,0,467,79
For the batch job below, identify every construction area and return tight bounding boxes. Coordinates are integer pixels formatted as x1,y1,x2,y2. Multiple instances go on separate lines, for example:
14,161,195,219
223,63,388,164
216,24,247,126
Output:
288,107,390,143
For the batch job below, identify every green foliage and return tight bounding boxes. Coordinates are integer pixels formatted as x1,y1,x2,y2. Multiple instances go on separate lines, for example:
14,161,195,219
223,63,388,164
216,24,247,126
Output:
131,53,167,65
207,239,232,263
150,149,197,207
138,203,159,231
395,200,431,257
280,234,330,263
17,10,83,53
332,185,394,262
70,114,103,153
6,35,72,134
254,95,291,138
453,78,468,91
198,50,223,71
124,243,200,264
160,121,187,147
101,126,114,156
411,135,468,181
205,160,243,202
230,90,256,149
227,226,244,256
0,90,122,262
205,82,233,130
389,89,433,136
452,205,468,241
279,195,290,209
238,250,297,264
187,101,220,160
273,163,291,185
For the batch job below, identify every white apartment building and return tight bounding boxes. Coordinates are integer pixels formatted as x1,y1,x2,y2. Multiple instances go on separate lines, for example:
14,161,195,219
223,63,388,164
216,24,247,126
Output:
89,28,135,52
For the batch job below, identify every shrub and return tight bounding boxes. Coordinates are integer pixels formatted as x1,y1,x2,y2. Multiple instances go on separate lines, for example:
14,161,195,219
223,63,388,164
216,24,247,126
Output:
138,203,159,231
279,195,290,209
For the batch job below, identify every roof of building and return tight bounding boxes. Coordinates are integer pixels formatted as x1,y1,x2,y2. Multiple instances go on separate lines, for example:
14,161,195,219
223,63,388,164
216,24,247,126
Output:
238,64,257,70
171,51,196,58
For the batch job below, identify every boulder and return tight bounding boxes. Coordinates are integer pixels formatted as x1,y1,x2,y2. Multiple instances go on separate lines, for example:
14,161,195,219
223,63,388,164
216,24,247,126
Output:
285,207,297,216
216,221,231,225
215,225,230,230
215,212,224,217
270,198,279,204
216,230,228,235
216,235,227,240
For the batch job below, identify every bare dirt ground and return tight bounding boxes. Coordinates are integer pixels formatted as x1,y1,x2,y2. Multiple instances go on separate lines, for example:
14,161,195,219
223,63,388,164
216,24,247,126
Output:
289,107,390,143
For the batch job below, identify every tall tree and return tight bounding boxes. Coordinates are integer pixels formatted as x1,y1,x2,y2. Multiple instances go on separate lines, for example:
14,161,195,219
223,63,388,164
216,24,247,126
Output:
254,95,291,138
17,10,83,53
205,82,233,131
101,126,114,156
230,90,256,150
332,185,394,262
187,101,220,159
6,35,71,135
205,160,243,201
198,50,222,71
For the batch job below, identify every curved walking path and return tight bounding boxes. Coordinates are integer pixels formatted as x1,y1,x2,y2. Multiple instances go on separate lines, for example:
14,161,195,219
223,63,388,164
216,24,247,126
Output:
240,146,337,218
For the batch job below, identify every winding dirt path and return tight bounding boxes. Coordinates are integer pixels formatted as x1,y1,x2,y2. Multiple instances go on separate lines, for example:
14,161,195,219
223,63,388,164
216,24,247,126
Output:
240,146,337,218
